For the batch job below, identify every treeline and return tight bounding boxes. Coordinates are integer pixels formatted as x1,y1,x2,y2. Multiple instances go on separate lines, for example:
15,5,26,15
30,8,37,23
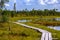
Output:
0,9,60,17
16,9,60,16
0,9,60,23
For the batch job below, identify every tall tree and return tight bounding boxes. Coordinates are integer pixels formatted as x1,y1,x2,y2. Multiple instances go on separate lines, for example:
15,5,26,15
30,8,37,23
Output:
0,0,9,23
0,0,9,9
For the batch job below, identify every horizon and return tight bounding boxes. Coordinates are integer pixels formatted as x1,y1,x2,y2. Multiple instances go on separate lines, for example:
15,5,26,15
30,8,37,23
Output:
5,0,60,11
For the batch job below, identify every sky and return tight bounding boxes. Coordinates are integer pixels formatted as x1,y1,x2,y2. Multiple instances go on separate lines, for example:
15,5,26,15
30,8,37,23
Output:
5,0,60,11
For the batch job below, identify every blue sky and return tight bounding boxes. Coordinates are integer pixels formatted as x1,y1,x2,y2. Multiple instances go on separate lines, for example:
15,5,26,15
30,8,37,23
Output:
5,0,60,11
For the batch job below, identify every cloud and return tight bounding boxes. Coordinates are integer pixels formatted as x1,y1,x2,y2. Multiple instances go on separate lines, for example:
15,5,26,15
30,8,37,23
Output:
38,0,59,5
47,0,58,4
38,0,46,5
26,0,31,3
24,0,35,5
24,0,31,3
4,4,10,6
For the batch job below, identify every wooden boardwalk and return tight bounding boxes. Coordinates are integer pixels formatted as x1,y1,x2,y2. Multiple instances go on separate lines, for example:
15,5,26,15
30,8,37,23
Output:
13,22,52,40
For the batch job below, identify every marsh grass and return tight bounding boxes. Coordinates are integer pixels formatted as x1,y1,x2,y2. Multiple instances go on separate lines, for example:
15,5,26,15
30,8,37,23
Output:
25,22,60,40
0,22,41,40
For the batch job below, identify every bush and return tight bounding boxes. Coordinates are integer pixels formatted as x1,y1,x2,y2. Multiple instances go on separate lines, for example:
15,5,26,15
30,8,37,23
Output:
0,15,9,23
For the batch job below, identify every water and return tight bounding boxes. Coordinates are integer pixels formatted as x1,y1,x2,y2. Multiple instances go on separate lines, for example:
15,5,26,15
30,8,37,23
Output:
17,18,60,30
48,26,60,30
55,18,60,21
47,18,60,30
17,20,32,22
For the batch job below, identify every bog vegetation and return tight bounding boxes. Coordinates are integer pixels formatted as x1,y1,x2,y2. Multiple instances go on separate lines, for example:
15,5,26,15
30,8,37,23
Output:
0,0,60,40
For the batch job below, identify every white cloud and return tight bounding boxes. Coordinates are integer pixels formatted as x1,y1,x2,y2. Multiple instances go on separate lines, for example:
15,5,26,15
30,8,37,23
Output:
26,0,31,3
47,0,58,4
24,0,31,3
38,0,46,5
38,0,59,5
44,0,48,2
4,4,10,6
